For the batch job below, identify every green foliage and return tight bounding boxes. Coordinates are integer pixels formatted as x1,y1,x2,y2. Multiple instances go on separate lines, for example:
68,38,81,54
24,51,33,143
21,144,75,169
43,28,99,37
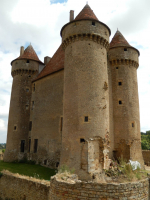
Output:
2,149,5,153
0,161,56,180
141,130,150,150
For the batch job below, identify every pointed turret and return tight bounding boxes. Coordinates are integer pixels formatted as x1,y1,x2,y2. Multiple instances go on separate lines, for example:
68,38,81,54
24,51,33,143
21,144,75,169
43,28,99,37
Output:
74,4,99,21
110,30,130,48
11,44,43,65
110,30,139,55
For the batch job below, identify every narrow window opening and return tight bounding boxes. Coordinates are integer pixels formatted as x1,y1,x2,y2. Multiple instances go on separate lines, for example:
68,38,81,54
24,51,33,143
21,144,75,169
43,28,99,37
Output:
14,125,17,130
132,123,135,127
44,160,47,165
26,88,29,92
92,21,95,26
28,75,31,78
118,82,122,86
33,84,35,92
119,100,122,105
124,48,127,51
60,117,63,131
56,162,59,167
26,105,29,110
29,121,32,131
84,116,88,122
26,60,30,63
32,101,34,110
34,139,38,153
80,138,85,143
89,43,90,45
21,140,25,152
92,174,95,179
28,138,31,152
116,67,119,69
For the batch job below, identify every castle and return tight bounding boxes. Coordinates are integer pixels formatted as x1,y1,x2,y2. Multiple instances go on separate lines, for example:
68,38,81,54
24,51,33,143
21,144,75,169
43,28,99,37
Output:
4,4,144,180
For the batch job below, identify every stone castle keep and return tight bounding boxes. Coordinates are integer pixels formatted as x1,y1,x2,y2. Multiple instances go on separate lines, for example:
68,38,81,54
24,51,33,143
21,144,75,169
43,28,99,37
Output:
4,4,144,180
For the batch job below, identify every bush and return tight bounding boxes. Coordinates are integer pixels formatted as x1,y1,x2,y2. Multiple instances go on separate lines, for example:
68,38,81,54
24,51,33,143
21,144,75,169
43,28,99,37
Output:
2,149,5,154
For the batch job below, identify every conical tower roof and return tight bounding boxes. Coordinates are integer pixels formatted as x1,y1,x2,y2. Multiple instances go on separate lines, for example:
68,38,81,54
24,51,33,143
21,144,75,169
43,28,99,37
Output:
11,44,43,65
61,4,111,36
110,30,130,48
110,30,140,55
74,4,99,21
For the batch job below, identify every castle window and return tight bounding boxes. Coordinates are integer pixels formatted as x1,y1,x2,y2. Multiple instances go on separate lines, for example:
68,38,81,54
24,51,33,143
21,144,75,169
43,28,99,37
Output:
34,139,38,153
26,88,29,92
26,105,29,110
29,121,32,131
21,140,25,152
60,117,63,131
14,125,17,130
33,84,35,92
80,138,85,143
28,138,31,152
26,60,30,63
56,162,59,167
124,48,127,51
32,101,34,110
116,67,119,69
84,116,88,122
132,122,135,127
28,75,31,78
119,100,122,105
118,81,122,86
44,160,47,165
92,21,95,26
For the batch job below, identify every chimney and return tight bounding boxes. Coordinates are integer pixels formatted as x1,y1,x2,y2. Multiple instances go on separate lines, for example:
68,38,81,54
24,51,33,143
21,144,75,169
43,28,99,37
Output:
70,10,74,22
20,46,24,56
44,56,51,65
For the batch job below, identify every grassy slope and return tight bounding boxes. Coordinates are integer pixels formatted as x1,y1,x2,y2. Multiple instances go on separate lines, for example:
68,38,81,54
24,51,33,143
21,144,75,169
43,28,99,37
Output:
0,161,56,181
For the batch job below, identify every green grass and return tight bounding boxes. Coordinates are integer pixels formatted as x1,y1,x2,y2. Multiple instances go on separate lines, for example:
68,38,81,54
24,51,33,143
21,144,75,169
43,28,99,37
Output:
0,161,56,181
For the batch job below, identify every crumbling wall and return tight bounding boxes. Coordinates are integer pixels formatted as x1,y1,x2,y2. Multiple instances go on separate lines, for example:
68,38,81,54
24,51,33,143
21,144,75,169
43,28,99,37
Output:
49,176,149,200
0,171,50,200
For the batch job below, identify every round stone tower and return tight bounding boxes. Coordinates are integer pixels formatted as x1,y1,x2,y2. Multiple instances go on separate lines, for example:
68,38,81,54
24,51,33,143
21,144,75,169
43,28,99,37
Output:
108,30,144,166
4,45,44,162
60,4,111,180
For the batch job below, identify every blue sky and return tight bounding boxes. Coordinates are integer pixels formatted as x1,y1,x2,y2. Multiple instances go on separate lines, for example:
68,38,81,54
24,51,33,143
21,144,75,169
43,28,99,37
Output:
0,0,150,143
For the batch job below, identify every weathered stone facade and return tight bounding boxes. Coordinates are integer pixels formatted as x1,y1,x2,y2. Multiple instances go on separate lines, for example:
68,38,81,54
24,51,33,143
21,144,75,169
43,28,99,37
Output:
0,172,149,200
4,4,144,179
49,177,149,200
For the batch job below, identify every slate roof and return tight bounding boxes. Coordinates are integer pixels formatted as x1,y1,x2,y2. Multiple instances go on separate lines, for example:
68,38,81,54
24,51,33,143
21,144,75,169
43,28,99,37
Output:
11,44,43,65
74,4,99,21
34,44,64,82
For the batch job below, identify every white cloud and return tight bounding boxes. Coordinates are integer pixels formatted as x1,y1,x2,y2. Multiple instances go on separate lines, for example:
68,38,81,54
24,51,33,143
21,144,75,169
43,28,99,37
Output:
0,0,150,142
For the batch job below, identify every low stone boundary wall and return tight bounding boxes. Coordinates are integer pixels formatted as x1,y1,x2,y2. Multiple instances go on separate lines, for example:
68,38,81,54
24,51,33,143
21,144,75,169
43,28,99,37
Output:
49,177,149,200
0,171,50,200
142,150,150,165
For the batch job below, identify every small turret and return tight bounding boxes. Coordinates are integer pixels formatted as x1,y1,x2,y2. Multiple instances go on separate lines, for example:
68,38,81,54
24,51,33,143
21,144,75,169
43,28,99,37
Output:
4,45,44,162
108,30,144,166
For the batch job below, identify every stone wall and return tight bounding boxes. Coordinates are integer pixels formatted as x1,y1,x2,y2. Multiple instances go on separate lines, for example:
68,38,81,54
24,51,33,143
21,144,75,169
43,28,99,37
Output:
0,171,149,200
0,171,50,200
49,177,149,200
142,150,150,165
